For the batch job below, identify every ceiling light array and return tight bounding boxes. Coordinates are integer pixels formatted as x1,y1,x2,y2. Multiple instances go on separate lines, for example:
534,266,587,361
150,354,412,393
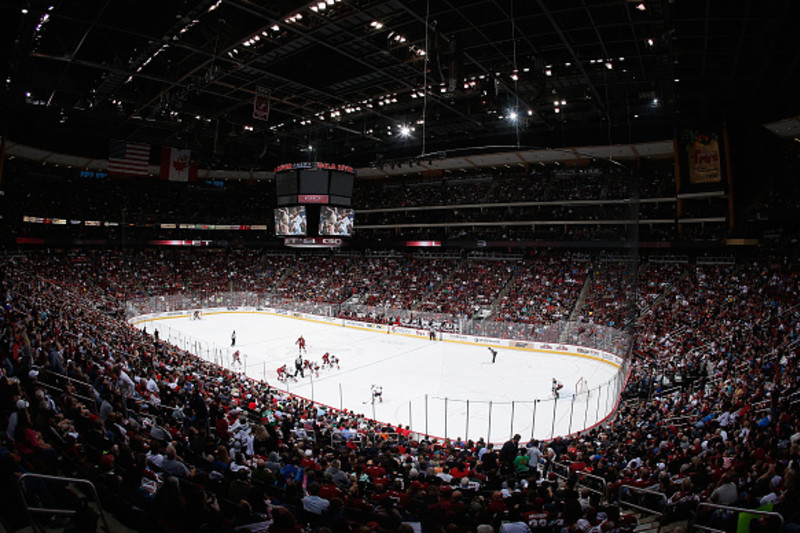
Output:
241,26,282,49
123,7,210,85
287,0,342,23
29,5,55,51
367,20,425,59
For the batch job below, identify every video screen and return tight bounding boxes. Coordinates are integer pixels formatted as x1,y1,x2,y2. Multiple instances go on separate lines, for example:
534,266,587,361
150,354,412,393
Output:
319,206,354,236
329,171,355,197
299,169,329,195
275,172,298,196
274,206,307,236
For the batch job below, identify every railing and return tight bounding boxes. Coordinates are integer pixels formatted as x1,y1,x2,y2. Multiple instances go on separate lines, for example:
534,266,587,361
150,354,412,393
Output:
690,502,784,533
17,473,111,532
550,462,608,498
619,485,668,533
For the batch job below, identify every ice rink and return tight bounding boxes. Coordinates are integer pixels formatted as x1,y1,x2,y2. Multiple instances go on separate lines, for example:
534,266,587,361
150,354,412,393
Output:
133,312,622,443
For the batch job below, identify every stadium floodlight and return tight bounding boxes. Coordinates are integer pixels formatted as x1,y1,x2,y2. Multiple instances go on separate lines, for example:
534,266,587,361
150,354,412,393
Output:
399,125,411,137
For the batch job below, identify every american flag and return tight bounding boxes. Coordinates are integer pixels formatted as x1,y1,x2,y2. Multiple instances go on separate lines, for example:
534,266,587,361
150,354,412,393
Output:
108,140,151,176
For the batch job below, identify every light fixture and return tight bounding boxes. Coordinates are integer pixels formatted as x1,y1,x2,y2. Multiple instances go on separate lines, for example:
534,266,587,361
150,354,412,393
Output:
636,3,646,11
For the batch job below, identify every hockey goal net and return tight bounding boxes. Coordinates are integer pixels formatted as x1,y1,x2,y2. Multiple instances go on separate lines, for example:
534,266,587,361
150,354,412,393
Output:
575,377,589,397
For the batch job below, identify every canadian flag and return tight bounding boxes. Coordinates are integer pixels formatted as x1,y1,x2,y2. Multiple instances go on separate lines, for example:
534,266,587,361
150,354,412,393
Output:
160,147,198,182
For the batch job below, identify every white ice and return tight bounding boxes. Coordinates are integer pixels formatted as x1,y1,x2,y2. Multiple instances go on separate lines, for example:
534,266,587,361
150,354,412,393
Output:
134,312,621,443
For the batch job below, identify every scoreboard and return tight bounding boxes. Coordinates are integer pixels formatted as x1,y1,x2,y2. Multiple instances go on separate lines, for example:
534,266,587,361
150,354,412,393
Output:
274,162,356,247
275,162,355,206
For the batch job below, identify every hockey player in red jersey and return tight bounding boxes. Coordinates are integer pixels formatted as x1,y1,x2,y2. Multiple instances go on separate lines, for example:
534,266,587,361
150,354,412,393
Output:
296,335,307,354
277,364,288,382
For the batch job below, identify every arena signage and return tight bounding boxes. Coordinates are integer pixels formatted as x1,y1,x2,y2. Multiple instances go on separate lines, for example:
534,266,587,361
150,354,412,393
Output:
274,162,355,174
284,237,343,248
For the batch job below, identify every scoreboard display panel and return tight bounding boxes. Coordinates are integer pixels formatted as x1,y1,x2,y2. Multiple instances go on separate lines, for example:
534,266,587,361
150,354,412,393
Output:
298,169,329,194
274,206,307,236
319,206,355,236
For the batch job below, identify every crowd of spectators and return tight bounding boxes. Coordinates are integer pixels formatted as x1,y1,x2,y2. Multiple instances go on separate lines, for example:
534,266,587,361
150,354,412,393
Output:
415,260,514,318
493,256,587,325
1,249,799,533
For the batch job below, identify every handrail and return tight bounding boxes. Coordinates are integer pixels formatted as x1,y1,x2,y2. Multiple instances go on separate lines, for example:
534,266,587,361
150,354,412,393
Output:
17,472,111,532
40,367,95,390
576,470,608,497
551,462,607,497
619,485,667,533
690,502,784,533
34,381,98,411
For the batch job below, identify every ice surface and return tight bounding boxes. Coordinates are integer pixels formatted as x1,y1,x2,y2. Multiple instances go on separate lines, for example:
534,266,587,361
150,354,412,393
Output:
135,312,621,443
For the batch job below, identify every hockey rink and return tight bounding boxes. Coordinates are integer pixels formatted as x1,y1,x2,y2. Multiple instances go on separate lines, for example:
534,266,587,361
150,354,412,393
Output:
133,312,622,443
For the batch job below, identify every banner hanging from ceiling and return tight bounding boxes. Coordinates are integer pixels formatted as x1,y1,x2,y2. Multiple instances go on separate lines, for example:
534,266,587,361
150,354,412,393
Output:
679,129,723,184
253,86,271,121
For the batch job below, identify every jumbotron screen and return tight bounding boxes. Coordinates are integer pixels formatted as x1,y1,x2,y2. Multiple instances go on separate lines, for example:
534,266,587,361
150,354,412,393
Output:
319,206,355,236
274,206,307,236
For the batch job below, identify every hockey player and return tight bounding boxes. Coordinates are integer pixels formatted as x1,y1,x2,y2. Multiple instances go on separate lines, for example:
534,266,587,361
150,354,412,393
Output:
488,347,498,363
371,385,383,403
303,358,316,377
296,335,307,354
552,378,564,398
276,364,288,382
192,310,201,320
322,352,331,368
232,350,242,367
330,354,340,369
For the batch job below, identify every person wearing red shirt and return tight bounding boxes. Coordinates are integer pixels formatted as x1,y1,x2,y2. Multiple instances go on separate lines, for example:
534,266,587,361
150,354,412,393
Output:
522,497,551,532
300,449,318,471
451,462,471,479
364,459,387,481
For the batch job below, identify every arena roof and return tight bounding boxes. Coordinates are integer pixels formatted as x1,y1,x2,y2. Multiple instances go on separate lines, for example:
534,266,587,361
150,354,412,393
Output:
2,0,798,170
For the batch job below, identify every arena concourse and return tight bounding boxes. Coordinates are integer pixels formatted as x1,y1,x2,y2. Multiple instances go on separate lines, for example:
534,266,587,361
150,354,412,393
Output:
2,1,800,533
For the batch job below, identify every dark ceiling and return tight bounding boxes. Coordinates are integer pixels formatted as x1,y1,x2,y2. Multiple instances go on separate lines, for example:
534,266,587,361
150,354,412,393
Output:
2,0,799,170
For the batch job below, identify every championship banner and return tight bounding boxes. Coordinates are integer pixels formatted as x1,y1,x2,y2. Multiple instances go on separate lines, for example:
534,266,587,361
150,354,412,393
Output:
681,130,722,184
253,86,271,121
